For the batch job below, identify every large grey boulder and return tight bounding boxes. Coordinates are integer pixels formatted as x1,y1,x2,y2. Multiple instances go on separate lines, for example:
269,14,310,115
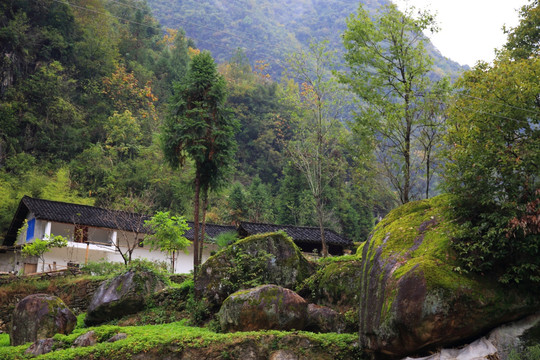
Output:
85,269,166,326
218,285,308,332
10,294,76,346
196,232,313,310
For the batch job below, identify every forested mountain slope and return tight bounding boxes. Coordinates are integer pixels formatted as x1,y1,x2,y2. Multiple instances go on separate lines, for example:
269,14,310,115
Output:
0,0,381,244
146,0,465,79
0,0,465,246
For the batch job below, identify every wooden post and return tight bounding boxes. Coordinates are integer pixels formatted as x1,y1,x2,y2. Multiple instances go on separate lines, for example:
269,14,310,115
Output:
85,243,89,265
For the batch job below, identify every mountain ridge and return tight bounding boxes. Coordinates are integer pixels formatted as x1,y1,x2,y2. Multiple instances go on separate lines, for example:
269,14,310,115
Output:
146,0,466,79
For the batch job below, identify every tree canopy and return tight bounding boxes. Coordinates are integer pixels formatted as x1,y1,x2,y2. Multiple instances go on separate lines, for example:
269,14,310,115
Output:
340,3,445,204
445,1,540,284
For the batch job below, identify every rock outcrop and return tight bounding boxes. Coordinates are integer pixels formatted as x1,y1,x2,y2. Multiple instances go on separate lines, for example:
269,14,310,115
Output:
357,195,540,358
10,294,76,346
196,232,313,309
305,303,345,334
25,338,56,356
85,269,166,326
299,259,362,313
73,330,98,347
218,285,308,332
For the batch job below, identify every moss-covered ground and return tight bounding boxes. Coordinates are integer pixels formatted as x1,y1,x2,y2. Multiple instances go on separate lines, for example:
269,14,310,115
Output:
0,321,362,360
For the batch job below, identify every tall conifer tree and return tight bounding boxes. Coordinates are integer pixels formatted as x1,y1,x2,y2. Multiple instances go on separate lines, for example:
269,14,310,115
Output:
162,51,236,274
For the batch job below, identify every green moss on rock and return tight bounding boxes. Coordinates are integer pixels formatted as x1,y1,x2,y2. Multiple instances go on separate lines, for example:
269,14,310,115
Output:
195,232,314,310
299,259,362,311
358,195,540,358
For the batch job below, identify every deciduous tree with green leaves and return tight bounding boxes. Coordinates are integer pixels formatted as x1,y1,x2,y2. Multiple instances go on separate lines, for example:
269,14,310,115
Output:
144,211,191,273
161,51,237,274
284,41,347,256
340,3,443,204
21,234,68,273
445,55,540,284
444,1,539,284
503,0,540,60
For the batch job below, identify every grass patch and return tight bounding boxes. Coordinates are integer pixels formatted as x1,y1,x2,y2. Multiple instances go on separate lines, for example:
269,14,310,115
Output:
317,254,359,265
0,322,361,360
75,313,86,330
0,333,9,347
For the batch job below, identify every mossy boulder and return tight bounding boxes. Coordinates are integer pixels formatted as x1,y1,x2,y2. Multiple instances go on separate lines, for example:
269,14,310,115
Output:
10,294,76,346
358,195,540,358
196,232,314,310
299,258,362,313
85,269,166,326
218,285,308,332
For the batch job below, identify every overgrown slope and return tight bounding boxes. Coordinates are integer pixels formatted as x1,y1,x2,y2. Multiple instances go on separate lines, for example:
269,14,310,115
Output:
147,0,465,79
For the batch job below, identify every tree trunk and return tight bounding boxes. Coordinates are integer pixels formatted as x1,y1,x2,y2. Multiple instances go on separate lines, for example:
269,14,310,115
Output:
199,190,208,265
425,150,431,199
193,168,201,279
316,199,328,257
403,96,412,204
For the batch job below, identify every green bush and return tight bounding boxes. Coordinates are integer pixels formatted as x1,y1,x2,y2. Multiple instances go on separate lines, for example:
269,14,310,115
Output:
80,261,125,276
509,344,540,360
185,292,211,325
214,231,239,249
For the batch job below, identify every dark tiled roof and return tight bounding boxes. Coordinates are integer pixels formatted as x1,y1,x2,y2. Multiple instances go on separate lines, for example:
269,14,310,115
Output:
3,197,351,249
238,222,351,247
184,223,236,241
3,196,151,246
3,196,236,246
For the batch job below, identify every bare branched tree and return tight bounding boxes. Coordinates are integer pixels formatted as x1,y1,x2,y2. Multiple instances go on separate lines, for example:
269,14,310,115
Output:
284,41,347,257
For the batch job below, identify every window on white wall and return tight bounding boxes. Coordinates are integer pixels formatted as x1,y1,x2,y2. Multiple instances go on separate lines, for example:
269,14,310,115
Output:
75,225,88,243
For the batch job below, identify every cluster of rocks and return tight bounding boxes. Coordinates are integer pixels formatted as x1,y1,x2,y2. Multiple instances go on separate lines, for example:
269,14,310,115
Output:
218,284,345,333
6,201,540,359
10,293,127,356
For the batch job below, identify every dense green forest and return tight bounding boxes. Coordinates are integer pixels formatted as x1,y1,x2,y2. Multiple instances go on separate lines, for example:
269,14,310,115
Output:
0,0,538,282
0,0,390,244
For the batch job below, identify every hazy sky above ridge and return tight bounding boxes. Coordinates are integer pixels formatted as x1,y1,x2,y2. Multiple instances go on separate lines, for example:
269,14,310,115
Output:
394,0,529,67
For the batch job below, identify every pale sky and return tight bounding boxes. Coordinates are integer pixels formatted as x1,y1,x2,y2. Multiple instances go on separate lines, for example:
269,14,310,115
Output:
394,0,529,67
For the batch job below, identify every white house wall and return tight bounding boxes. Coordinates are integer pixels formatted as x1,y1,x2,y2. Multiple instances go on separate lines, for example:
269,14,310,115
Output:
38,244,114,272
16,213,45,245
108,242,218,274
8,216,219,274
0,252,20,272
